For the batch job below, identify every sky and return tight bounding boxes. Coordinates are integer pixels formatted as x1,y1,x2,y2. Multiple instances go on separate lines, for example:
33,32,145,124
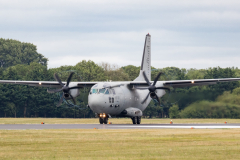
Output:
1,0,240,69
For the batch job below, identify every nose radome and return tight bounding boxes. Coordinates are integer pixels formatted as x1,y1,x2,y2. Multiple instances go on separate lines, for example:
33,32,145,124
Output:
88,94,104,113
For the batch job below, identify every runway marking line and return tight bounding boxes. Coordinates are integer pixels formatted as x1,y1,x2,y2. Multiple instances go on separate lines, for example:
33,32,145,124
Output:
110,125,240,129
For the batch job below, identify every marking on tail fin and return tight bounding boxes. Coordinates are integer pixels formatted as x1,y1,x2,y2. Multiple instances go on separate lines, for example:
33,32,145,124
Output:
141,36,147,70
134,34,151,81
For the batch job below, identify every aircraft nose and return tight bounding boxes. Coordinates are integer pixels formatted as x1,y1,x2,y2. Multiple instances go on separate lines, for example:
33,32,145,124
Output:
88,94,105,113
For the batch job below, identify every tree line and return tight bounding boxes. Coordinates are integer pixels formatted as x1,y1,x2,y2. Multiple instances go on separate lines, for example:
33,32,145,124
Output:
0,38,240,118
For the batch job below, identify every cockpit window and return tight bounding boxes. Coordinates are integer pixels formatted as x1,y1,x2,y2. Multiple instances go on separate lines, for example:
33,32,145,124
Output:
92,89,98,93
99,89,106,93
105,89,109,94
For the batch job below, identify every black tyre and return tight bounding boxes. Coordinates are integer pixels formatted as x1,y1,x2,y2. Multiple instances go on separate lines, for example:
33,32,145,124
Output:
103,118,108,124
99,118,103,124
137,116,141,124
132,117,137,124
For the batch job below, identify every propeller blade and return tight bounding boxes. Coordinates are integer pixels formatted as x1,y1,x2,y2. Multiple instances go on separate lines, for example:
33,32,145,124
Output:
155,87,170,91
66,72,74,86
69,86,83,90
155,96,161,106
142,71,151,86
153,72,162,86
56,96,64,107
135,87,149,90
141,92,150,104
69,94,76,105
54,73,64,87
47,88,63,93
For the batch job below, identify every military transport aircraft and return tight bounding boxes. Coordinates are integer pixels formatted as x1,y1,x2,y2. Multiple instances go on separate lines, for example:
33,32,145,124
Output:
1,33,240,124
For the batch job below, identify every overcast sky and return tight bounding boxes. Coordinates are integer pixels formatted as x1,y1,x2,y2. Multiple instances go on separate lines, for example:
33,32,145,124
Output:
1,0,240,69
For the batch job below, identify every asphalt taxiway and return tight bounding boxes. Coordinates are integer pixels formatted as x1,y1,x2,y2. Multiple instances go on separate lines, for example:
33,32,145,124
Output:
0,124,240,130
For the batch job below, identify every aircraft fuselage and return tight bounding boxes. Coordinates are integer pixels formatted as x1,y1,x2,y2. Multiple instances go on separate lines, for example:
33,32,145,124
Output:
88,82,159,116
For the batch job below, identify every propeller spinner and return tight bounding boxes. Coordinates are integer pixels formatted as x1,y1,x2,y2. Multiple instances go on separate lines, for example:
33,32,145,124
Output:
136,71,170,105
47,72,83,107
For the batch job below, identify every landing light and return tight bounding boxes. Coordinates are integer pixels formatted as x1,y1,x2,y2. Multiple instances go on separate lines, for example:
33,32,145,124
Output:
100,113,103,117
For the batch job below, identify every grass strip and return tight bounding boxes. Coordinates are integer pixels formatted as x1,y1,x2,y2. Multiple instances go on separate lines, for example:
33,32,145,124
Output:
0,118,239,124
0,129,240,159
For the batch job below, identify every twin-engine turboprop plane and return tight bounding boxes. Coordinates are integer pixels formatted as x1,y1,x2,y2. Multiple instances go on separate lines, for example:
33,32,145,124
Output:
1,34,240,124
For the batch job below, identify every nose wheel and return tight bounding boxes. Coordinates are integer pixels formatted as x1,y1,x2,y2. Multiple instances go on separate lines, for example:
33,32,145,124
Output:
99,118,104,124
99,113,108,124
99,117,108,124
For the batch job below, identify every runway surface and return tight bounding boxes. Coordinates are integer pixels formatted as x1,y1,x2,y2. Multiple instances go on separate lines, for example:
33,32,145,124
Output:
0,123,240,130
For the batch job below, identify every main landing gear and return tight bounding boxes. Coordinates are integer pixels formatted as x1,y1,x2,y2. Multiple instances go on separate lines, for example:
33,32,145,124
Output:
99,113,108,124
131,116,141,124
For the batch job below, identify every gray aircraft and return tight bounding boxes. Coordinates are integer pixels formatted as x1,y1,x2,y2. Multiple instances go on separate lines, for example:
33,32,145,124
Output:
1,33,240,124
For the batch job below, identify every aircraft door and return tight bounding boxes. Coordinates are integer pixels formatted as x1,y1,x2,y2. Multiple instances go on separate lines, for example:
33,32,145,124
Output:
110,89,117,107
110,88,123,113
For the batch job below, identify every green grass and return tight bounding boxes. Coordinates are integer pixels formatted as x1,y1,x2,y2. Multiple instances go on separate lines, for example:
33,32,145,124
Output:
0,118,239,124
0,129,240,159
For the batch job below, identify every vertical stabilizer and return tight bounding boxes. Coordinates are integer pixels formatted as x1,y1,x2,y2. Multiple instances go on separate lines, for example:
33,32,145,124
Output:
134,34,151,81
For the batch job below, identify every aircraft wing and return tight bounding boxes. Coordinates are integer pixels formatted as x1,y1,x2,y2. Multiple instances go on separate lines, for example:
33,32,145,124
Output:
1,78,240,89
0,80,97,88
129,78,240,88
163,78,240,88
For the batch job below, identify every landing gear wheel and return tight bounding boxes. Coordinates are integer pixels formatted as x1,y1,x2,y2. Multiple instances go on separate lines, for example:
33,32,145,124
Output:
99,118,103,124
137,116,141,124
103,118,108,124
131,117,137,124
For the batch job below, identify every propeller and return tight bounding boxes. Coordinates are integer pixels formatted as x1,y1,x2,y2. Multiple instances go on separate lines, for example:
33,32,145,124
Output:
136,71,170,105
47,72,83,107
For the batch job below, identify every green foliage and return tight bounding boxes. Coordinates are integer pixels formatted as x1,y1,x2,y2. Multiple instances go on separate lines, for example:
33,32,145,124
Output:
160,67,188,80
99,62,130,81
179,90,240,118
186,68,206,79
3,102,16,117
169,105,179,118
74,60,106,81
204,67,238,95
121,65,140,81
0,38,48,68
179,100,240,118
232,87,240,95
216,91,240,105
143,101,163,118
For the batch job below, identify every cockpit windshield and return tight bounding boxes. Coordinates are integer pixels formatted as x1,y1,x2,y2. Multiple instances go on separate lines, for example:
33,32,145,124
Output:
92,89,98,93
105,89,109,94
90,88,112,94
99,89,106,93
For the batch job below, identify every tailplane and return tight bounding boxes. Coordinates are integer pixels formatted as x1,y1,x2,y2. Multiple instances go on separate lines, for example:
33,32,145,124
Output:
134,33,151,81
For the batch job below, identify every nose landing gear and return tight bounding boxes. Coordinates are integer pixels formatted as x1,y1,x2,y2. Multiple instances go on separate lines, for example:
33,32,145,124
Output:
131,116,141,124
99,113,108,124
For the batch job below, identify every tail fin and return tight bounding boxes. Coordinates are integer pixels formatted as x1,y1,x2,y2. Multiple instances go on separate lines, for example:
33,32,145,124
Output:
134,33,151,81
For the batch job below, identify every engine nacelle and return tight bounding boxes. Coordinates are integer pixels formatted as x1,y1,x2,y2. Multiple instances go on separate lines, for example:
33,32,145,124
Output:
64,82,80,99
155,81,166,98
